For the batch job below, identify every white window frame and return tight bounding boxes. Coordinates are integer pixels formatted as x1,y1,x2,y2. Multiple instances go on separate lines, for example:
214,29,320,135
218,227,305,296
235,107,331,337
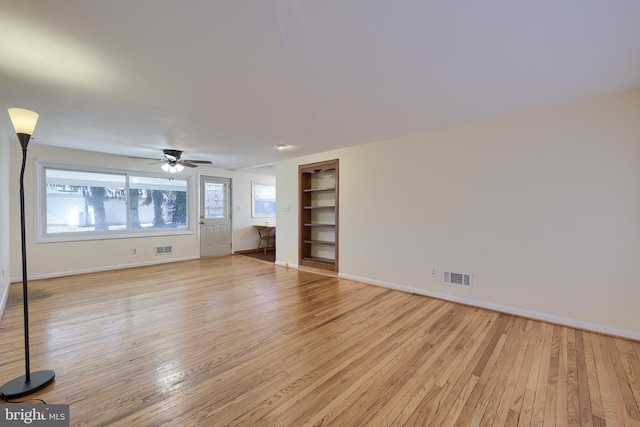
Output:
251,181,276,218
35,161,194,243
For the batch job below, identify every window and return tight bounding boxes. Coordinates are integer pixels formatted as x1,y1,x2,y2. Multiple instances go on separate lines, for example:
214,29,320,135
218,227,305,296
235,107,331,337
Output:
252,181,276,217
204,181,228,219
129,176,188,229
38,162,191,242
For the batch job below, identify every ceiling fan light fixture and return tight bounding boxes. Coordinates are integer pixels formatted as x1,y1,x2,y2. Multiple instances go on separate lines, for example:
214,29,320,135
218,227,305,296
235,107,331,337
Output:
161,162,184,173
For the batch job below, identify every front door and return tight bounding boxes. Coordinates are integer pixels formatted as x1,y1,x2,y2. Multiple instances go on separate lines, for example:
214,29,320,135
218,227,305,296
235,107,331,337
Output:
200,175,232,257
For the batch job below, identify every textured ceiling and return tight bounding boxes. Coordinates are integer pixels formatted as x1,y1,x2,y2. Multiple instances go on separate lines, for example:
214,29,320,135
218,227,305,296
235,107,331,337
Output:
1,0,639,174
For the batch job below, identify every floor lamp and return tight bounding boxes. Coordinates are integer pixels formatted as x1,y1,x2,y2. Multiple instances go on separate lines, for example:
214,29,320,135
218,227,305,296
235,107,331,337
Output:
0,108,55,399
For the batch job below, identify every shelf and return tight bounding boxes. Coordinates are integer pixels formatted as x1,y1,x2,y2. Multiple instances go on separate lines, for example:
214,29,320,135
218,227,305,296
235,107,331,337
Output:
303,240,335,245
299,159,338,273
303,187,336,193
302,256,336,265
303,205,336,210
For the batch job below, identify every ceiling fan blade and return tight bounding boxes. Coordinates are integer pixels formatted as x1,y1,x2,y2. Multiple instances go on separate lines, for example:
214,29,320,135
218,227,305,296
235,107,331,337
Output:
179,161,198,168
182,160,212,165
128,155,153,160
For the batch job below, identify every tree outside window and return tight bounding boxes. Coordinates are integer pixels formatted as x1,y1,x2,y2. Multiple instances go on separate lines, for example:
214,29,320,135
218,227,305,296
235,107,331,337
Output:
43,167,189,237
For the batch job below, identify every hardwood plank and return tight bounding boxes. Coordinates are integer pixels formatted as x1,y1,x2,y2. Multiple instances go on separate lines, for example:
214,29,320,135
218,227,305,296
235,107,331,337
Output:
557,327,569,426
602,335,640,425
592,333,624,425
504,320,543,427
575,330,594,427
518,322,549,427
491,318,534,427
0,255,638,426
543,325,561,426
610,337,640,424
531,322,555,426
584,332,606,421
449,316,513,425
616,339,640,417
476,317,528,426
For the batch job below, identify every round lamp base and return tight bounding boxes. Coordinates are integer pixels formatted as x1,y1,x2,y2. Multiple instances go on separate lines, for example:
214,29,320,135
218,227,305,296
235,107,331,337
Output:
0,370,55,399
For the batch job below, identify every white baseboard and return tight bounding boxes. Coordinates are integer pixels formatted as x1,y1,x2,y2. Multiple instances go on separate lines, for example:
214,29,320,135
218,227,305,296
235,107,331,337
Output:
0,279,9,322
338,272,640,341
275,260,298,269
11,256,200,282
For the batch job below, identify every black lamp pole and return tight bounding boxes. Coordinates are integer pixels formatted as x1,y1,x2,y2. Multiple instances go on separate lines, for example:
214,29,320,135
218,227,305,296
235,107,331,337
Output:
0,109,55,399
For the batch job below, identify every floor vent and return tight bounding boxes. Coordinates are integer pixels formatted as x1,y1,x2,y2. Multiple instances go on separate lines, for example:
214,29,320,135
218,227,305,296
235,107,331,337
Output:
156,245,173,255
443,270,472,288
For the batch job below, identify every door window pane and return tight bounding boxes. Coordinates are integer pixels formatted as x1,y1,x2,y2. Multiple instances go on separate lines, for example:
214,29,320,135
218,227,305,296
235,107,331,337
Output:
204,182,227,219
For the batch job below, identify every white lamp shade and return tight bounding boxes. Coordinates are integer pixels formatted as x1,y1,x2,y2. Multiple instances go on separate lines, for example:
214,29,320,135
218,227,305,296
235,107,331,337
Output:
8,108,39,135
161,163,182,173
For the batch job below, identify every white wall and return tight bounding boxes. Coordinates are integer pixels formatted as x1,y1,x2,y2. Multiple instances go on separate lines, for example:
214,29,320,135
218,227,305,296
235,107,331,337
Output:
8,144,274,281
0,126,11,318
276,89,640,339
226,173,276,251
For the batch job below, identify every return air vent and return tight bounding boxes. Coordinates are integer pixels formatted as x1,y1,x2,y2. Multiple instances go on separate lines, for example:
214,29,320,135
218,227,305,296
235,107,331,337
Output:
156,245,173,255
443,270,472,288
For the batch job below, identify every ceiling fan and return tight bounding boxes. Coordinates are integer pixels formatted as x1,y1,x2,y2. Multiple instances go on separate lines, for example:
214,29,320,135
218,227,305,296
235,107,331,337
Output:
157,149,212,173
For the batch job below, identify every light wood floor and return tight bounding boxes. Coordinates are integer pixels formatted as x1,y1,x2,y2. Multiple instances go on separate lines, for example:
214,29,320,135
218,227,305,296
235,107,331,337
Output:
1,256,639,426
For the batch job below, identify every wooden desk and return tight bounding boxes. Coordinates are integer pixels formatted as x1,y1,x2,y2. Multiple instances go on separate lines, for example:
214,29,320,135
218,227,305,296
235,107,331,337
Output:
254,225,276,253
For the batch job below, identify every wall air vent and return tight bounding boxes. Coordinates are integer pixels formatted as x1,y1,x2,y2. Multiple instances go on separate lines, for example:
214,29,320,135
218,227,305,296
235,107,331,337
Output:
443,270,472,288
156,245,173,255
